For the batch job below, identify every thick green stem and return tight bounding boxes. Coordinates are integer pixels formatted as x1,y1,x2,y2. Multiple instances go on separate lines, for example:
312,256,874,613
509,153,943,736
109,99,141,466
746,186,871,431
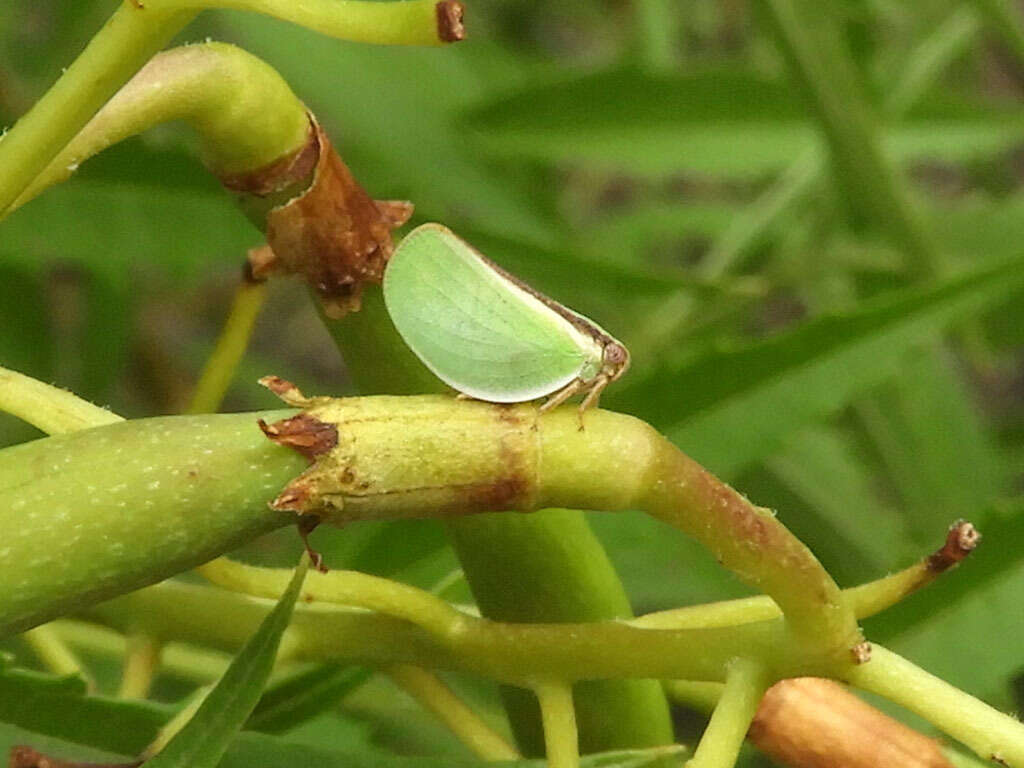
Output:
0,410,303,636
448,510,674,755
0,395,857,658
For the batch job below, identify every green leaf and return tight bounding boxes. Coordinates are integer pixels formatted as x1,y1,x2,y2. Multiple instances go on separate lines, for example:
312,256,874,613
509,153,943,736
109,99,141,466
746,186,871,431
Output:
766,425,909,575
857,342,1008,544
145,559,309,768
0,176,255,281
462,67,1024,177
246,664,371,734
463,67,815,177
0,657,174,755
618,255,1024,478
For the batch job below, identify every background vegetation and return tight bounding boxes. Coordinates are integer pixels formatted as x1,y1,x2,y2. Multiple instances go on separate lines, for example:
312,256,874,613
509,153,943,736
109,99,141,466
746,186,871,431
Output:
0,0,1022,765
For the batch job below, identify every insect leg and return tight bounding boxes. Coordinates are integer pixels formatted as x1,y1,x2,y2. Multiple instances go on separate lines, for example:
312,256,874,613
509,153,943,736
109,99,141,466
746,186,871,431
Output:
539,378,584,413
579,374,610,413
570,375,611,430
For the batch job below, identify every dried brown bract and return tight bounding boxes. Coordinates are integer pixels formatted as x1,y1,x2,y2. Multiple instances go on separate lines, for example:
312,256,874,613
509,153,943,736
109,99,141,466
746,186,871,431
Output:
247,116,413,317
436,1,466,42
259,414,338,463
927,520,980,573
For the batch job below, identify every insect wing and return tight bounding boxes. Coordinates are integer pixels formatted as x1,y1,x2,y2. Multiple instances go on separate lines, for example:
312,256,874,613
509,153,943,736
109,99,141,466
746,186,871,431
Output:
383,224,590,402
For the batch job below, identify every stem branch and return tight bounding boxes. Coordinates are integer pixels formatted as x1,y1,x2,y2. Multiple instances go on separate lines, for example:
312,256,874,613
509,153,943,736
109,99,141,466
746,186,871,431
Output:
687,658,767,768
848,645,1024,766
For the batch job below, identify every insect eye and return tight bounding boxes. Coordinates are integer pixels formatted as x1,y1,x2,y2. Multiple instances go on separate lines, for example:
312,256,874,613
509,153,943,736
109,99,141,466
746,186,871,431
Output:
605,343,628,366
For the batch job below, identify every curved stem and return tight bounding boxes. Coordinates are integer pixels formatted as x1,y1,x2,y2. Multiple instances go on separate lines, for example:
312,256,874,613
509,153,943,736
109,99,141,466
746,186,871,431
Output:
384,664,520,761
89,577,793,686
0,0,454,215
167,0,451,45
187,277,269,414
0,5,193,216
198,557,470,643
848,645,1024,767
687,658,767,768
11,43,311,213
0,364,123,434
631,522,972,630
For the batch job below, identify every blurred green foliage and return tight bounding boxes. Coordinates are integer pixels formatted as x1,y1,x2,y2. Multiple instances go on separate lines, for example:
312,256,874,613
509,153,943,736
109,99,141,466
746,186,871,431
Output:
1,0,1023,765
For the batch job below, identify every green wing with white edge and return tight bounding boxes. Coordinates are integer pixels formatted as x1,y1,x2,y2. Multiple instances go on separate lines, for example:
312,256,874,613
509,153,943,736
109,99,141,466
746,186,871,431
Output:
383,224,598,403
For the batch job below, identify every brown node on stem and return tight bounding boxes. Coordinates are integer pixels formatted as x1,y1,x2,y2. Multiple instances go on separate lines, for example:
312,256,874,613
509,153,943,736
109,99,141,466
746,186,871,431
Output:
8,746,140,768
436,1,466,42
850,641,872,664
219,121,319,197
926,519,980,573
748,678,954,768
243,116,413,318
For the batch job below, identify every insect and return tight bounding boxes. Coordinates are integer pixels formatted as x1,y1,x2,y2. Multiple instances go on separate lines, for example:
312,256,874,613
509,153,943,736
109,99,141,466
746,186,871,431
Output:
382,223,630,417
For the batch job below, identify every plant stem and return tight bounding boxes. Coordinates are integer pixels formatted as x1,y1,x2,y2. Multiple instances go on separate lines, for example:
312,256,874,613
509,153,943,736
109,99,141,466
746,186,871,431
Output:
631,524,971,629
255,391,856,654
119,633,163,699
187,277,269,414
52,620,231,683
10,43,311,214
88,575,790,685
198,557,469,642
447,509,675,755
0,409,303,636
22,625,93,687
384,664,521,761
0,364,123,434
0,5,193,215
534,681,580,768
848,645,1024,766
687,658,767,768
